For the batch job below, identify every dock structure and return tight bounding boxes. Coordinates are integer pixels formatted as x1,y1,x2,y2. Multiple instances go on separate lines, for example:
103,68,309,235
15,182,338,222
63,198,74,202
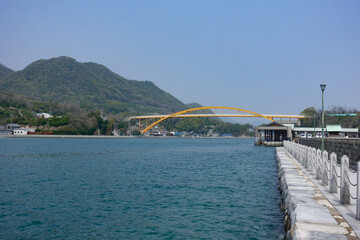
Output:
277,142,360,239
254,122,293,146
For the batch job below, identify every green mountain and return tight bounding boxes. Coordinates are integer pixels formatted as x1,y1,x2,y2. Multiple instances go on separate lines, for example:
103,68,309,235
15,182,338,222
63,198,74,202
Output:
186,102,203,109
0,57,187,114
0,63,14,79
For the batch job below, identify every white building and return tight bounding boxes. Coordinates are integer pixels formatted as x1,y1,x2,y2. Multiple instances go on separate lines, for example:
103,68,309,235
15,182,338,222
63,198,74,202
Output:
36,113,53,119
293,125,359,138
13,129,28,135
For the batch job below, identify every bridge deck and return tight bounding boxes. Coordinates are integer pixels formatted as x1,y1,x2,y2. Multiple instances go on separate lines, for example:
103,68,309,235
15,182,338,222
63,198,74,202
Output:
130,114,306,120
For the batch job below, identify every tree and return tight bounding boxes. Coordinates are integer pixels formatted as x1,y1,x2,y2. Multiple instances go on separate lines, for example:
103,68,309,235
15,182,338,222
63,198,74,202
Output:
48,116,70,126
300,106,360,128
300,107,319,127
115,119,129,135
132,130,141,135
175,118,204,132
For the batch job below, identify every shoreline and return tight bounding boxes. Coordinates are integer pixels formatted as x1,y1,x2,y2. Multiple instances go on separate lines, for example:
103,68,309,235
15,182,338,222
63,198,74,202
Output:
0,135,253,139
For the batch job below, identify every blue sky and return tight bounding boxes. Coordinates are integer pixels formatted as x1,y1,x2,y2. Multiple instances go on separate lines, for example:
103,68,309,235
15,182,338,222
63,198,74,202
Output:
1,0,359,121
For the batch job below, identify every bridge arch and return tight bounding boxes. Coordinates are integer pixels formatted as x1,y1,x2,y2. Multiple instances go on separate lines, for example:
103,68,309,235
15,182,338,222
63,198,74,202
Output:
140,106,274,133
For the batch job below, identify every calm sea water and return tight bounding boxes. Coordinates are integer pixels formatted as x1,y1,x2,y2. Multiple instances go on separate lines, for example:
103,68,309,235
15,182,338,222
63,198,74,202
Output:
0,138,284,239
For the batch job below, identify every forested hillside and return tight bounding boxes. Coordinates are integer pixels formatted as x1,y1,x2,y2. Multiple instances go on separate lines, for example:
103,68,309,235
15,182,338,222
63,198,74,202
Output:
0,57,186,114
0,63,14,79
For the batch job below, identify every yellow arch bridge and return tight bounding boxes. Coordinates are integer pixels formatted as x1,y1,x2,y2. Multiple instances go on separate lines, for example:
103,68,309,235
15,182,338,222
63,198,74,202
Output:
129,106,306,133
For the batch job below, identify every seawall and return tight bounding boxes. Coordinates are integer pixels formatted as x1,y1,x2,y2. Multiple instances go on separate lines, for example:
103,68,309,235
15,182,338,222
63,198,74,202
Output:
299,138,360,167
276,147,358,239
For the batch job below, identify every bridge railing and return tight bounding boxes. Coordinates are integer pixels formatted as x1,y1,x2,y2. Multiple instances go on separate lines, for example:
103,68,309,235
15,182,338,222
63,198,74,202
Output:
283,141,360,220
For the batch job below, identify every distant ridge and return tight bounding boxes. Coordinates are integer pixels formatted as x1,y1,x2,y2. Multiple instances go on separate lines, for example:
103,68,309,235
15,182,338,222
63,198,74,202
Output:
0,56,187,114
0,63,14,79
186,103,203,109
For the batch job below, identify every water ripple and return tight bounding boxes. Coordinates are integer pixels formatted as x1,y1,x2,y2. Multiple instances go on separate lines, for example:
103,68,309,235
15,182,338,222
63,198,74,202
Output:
0,138,284,239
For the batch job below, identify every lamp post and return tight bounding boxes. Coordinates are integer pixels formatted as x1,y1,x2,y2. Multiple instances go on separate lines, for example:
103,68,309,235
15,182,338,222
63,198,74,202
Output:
313,113,316,137
320,82,326,152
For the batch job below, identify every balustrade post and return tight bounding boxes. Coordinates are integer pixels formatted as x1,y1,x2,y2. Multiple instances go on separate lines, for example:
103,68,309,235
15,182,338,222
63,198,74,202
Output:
329,153,337,193
301,146,305,165
286,141,288,152
322,151,328,186
340,156,350,204
293,144,295,156
297,144,299,159
307,147,312,172
316,149,322,180
311,148,316,175
305,146,309,169
356,162,360,220
304,146,307,169
297,145,300,160
291,143,294,156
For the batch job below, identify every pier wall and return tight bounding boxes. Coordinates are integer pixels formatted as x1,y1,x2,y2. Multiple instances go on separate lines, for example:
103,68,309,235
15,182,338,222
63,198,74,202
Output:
276,147,355,239
299,138,360,166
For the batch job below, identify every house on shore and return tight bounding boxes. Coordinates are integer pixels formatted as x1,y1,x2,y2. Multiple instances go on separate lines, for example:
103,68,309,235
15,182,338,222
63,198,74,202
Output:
0,125,12,135
36,113,53,119
0,124,35,135
5,123,20,130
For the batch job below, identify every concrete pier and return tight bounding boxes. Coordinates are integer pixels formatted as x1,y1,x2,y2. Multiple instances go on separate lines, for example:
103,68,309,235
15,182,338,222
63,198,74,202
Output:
276,147,359,239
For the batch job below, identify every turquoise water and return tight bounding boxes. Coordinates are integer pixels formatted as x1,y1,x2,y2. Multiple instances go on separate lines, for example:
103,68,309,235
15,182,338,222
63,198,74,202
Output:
0,138,284,239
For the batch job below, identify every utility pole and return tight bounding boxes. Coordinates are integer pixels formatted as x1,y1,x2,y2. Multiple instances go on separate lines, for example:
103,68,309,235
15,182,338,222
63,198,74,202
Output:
313,113,316,137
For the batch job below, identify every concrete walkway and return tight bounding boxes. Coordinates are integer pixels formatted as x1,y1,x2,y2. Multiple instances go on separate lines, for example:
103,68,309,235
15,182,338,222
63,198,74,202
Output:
276,147,359,239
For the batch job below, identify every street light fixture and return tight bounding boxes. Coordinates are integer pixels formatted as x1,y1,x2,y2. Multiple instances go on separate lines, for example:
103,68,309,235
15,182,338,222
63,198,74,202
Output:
320,82,326,152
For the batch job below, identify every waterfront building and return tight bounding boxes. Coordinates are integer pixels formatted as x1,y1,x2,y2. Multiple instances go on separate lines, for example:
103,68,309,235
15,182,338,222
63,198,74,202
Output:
254,122,293,146
255,122,359,146
293,125,359,138
5,123,20,130
13,129,28,135
0,129,12,135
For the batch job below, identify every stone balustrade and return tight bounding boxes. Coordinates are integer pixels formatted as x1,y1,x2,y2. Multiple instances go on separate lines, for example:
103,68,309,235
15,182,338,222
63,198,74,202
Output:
284,141,360,220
